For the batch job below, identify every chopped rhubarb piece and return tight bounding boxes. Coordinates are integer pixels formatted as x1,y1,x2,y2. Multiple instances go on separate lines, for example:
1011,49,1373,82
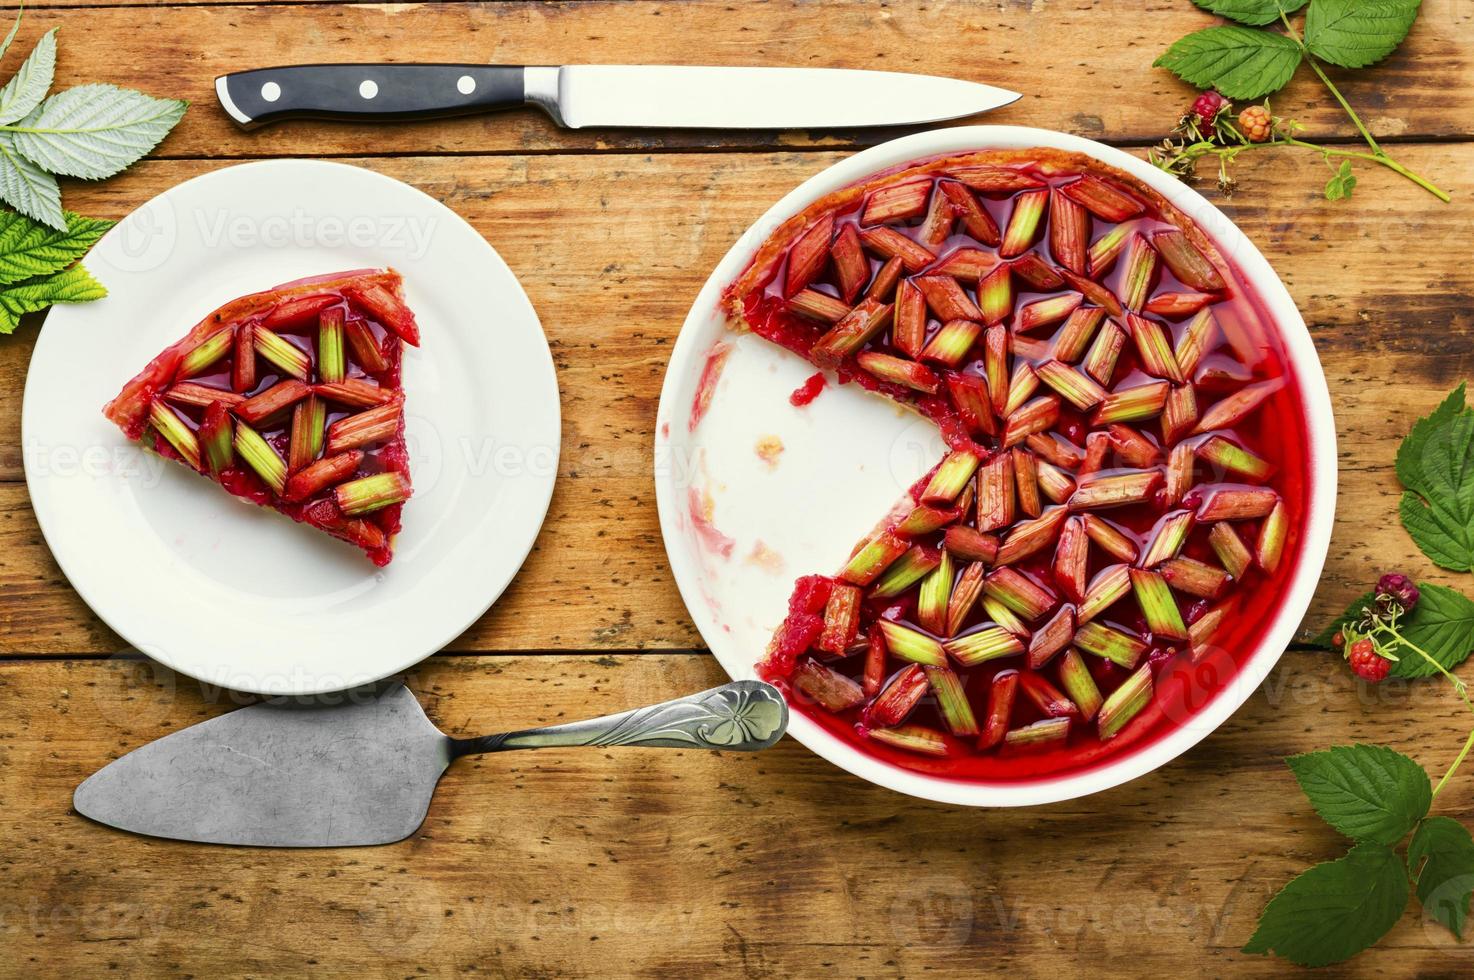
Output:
315,379,394,409
1057,267,1124,317
1068,470,1162,511
284,450,365,502
1004,717,1072,749
945,371,996,437
1082,318,1126,386
1145,291,1215,318
288,395,326,472
830,223,869,303
865,663,928,727
1209,521,1254,578
950,164,1045,193
1126,313,1183,383
945,525,1000,563
1074,620,1148,668
922,450,981,504
788,288,850,324
1189,602,1232,658
1118,235,1159,312
177,328,232,379
1004,362,1039,417
983,324,1009,414
998,507,1068,566
1008,252,1067,290
1028,605,1075,669
979,669,1020,749
946,560,987,636
866,255,904,301
1196,435,1272,481
1165,443,1195,505
149,401,201,470
325,402,402,454
871,545,941,597
1018,672,1078,719
1078,431,1110,477
336,471,412,517
254,328,311,381
1130,568,1188,640
1087,222,1133,278
346,282,420,345
810,297,894,367
1160,557,1229,599
932,247,999,283
999,189,1048,258
1107,423,1161,468
1011,335,1052,363
1078,564,1132,623
232,322,257,393
794,660,865,713
982,595,1030,637
1257,500,1288,572
897,504,960,537
1003,395,1060,448
916,184,955,247
1082,514,1138,563
1057,648,1104,721
919,319,982,368
264,293,338,330
1140,510,1194,567
1091,380,1170,425
842,530,911,586
863,178,932,226
915,275,982,322
818,583,863,654
1011,448,1041,519
198,401,234,475
867,724,949,757
945,625,1025,667
917,550,954,636
1037,459,1076,505
1051,306,1105,363
863,632,887,696
164,382,245,409
1049,188,1090,275
235,379,311,426
937,180,1000,246
1016,292,1083,334
1153,228,1226,291
983,567,1055,621
1099,664,1153,739
1174,307,1218,377
344,318,390,374
1195,488,1277,522
893,280,926,357
925,665,981,737
857,351,940,393
1026,433,1084,470
234,422,287,494
954,479,976,523
859,226,935,272
1035,359,1106,410
1162,385,1199,444
1060,174,1145,222
784,213,835,296
978,264,1013,327
1195,380,1281,433
1043,515,1085,602
877,620,947,667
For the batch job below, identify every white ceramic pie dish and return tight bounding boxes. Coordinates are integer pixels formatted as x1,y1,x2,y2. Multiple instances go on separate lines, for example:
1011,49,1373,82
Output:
653,126,1336,806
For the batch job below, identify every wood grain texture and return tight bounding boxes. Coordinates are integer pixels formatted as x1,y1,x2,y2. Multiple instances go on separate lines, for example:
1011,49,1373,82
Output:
2,653,1472,978
10,0,1473,160
1,145,1471,654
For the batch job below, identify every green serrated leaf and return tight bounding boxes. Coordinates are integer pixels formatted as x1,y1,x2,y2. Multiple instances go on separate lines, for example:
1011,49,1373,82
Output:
1388,584,1474,679
0,27,53,126
7,84,186,181
1153,26,1304,100
1306,0,1421,70
0,209,111,285
1190,0,1309,27
1324,159,1356,200
1310,591,1376,648
1397,385,1474,570
0,4,25,65
1287,745,1430,844
0,261,105,333
1243,843,1409,967
0,130,60,229
1409,816,1474,938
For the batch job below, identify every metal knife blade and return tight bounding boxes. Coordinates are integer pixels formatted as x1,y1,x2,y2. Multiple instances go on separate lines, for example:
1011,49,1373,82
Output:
215,64,1020,131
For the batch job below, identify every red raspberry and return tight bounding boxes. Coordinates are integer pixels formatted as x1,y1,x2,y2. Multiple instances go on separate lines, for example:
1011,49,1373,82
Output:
1348,638,1391,682
1189,91,1229,133
1239,105,1273,143
1332,630,1345,649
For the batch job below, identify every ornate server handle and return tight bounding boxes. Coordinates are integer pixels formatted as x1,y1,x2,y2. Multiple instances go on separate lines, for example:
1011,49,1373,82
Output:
451,680,788,757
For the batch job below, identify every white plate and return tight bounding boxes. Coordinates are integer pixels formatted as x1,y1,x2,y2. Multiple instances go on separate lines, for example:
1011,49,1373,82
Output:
23,160,560,696
654,127,1336,806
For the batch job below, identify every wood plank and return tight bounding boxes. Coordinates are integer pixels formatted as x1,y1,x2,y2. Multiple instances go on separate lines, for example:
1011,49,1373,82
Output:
12,0,1473,159
2,652,1470,977
1,145,1471,654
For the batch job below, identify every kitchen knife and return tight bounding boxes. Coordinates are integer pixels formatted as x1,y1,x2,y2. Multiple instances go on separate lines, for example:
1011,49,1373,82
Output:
215,64,1020,130
74,679,787,847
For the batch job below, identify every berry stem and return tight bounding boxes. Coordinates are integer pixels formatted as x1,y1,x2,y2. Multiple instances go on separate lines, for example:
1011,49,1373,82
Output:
1371,619,1472,708
1277,9,1384,157
1161,137,1449,203
1433,725,1474,802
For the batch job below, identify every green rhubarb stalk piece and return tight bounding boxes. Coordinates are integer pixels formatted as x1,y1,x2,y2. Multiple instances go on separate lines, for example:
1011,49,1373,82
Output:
345,318,390,374
1130,568,1188,641
233,322,257,392
1028,605,1076,669
1196,488,1277,522
859,226,935,272
865,663,928,727
916,549,955,636
1125,312,1183,383
868,257,904,301
1082,318,1126,386
896,504,959,538
944,625,1025,668
1165,442,1195,506
811,298,894,368
1003,362,1039,417
1196,435,1272,481
1256,500,1288,573
1098,664,1153,740
1160,557,1228,599
877,620,947,667
842,530,911,587
1087,222,1134,277
978,264,1013,327
917,187,957,247
198,401,234,474
1077,564,1132,624
976,452,1016,532
921,450,981,504
288,395,326,472
149,400,201,470
1035,359,1105,410
1067,470,1163,511
857,351,940,393
1174,307,1218,379
1074,620,1148,668
999,188,1048,258
787,289,851,324
982,595,1030,637
893,279,926,357
919,319,982,368
1002,395,1061,448
946,561,987,636
325,402,403,454
1052,306,1105,365
793,660,865,713
1049,188,1090,275
1003,716,1071,748
784,213,834,296
234,421,288,494
939,181,1000,245
1037,461,1078,505
866,724,949,757
997,508,1067,566
1194,380,1280,433
1118,234,1159,313
1145,292,1214,318
817,583,862,655
944,526,999,563
863,178,931,226
869,545,940,597
1140,510,1194,568
945,371,996,437
318,307,346,384
984,324,1009,414
254,327,312,381
914,274,982,322
165,382,245,409
1091,381,1170,425
1152,229,1224,292
925,665,980,737
335,471,412,516
1188,602,1232,659
1057,648,1105,722
1107,423,1160,468
1209,522,1253,579
1016,293,1083,334
177,328,232,379
1060,174,1145,222
1162,384,1199,444
983,567,1056,621
1082,514,1138,563
1054,515,1090,602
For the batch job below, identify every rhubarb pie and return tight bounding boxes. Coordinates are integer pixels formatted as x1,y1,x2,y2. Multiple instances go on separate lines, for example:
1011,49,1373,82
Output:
104,269,418,566
721,149,1308,779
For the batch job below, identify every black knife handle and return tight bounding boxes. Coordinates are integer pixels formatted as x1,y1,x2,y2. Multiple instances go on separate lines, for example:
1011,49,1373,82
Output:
216,64,530,129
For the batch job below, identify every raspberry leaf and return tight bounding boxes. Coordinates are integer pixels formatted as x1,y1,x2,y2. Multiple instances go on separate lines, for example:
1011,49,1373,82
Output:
1408,816,1474,938
0,262,104,333
0,209,111,285
1286,745,1430,845
1243,843,1408,966
1384,584,1474,679
9,83,187,180
1397,385,1474,571
1305,0,1422,70
0,131,60,229
1190,0,1308,27
0,27,54,126
1309,591,1375,647
1153,26,1303,100
1324,160,1356,200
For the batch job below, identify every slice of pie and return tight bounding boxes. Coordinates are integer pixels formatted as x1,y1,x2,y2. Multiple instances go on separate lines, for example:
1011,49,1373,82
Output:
719,148,1307,775
104,268,420,566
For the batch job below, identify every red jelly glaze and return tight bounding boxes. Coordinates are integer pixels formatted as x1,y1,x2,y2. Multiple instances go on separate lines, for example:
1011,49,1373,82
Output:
745,160,1313,783
789,372,827,407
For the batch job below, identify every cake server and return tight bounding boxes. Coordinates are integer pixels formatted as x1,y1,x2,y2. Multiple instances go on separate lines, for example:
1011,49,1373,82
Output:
215,64,1020,130
74,679,787,847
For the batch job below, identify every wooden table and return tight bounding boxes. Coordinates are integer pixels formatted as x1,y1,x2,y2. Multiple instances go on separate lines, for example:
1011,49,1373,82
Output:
3,1,1472,975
